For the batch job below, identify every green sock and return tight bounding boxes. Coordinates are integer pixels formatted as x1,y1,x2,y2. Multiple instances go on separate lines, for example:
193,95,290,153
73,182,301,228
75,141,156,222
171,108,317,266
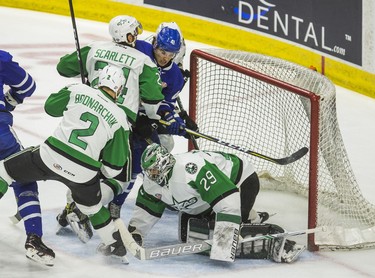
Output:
0,177,9,198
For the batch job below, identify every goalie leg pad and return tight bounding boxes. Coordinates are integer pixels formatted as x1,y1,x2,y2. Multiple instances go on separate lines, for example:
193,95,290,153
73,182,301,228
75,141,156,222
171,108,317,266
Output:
187,218,211,242
186,218,211,256
210,213,240,262
179,211,214,242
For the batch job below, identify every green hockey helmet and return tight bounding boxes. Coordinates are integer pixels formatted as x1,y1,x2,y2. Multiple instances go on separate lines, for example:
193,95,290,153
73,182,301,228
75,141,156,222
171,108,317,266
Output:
141,143,176,186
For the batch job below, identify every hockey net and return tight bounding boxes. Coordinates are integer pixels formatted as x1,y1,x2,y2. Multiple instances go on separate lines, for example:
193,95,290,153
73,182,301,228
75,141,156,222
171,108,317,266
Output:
188,49,375,251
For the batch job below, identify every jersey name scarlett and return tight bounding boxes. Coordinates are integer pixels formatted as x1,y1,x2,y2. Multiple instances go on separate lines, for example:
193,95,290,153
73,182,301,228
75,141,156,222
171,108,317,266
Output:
93,48,136,66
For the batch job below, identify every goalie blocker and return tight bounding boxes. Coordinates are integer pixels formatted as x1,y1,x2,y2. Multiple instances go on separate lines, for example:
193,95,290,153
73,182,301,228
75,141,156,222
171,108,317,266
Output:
186,218,306,263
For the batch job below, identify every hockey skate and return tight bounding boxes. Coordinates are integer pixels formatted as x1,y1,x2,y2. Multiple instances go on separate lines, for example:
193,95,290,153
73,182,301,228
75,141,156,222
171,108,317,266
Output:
97,230,129,264
56,202,93,243
25,234,55,267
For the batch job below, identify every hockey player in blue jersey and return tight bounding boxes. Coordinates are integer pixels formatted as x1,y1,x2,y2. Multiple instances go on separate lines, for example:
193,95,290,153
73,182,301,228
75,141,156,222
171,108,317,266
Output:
0,50,55,266
107,22,190,219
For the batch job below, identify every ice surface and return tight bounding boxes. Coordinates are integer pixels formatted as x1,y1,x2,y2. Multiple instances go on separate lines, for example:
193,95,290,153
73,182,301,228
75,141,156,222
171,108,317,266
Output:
0,6,375,278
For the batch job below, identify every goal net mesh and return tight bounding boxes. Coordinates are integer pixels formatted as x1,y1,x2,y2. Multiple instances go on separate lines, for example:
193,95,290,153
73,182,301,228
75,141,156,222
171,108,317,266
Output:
189,49,375,250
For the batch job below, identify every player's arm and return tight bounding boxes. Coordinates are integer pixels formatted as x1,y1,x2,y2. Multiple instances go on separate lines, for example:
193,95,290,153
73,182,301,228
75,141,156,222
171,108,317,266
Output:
100,128,131,179
128,184,167,245
1,50,36,110
56,46,90,78
44,86,72,117
139,62,164,120
157,66,187,136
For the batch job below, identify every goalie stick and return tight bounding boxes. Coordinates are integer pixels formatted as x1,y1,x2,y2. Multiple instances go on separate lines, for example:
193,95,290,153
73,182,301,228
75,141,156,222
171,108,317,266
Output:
159,119,308,165
115,219,323,260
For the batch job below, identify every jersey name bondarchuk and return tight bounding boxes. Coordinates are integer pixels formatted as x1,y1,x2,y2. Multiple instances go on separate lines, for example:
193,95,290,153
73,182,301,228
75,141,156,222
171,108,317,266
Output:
75,93,118,127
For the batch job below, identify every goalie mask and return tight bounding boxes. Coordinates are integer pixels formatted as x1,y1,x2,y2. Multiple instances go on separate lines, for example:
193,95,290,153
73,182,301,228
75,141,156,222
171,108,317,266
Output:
109,15,143,47
98,65,125,99
141,143,176,186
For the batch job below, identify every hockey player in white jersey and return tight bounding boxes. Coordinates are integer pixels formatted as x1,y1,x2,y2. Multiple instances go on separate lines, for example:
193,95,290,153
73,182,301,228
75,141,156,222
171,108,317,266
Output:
57,15,164,125
127,143,305,263
0,65,132,263
55,15,164,241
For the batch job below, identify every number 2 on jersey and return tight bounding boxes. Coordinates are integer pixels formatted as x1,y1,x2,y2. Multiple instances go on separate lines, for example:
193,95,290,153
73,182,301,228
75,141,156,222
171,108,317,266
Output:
69,112,99,150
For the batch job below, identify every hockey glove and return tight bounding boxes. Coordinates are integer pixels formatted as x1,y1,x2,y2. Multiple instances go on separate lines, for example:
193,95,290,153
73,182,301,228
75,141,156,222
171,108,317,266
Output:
163,112,186,136
179,110,198,132
179,110,198,139
180,68,191,84
4,89,21,111
133,114,159,139
128,225,143,246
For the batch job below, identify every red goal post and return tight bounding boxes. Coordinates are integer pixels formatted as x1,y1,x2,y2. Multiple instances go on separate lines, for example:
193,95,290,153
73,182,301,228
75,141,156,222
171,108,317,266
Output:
188,49,375,251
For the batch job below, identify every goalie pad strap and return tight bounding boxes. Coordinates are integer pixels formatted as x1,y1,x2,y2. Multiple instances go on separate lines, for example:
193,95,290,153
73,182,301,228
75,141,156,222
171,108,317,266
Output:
237,223,284,259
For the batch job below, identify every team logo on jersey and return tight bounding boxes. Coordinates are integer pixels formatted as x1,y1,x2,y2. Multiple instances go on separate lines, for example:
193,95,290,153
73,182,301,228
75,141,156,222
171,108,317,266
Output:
185,162,198,174
171,196,198,210
53,163,62,171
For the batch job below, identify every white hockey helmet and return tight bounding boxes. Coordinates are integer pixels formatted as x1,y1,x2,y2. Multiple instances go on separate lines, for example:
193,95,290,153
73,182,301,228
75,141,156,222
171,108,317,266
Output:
109,15,143,46
156,22,182,39
98,65,125,99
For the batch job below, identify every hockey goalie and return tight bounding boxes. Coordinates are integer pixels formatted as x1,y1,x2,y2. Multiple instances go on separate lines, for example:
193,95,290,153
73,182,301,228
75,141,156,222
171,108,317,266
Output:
127,143,305,263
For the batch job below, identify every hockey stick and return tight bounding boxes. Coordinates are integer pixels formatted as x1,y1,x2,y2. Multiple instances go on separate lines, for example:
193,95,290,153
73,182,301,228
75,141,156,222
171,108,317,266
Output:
68,0,86,83
115,219,211,260
159,119,308,165
9,211,22,224
240,226,325,243
116,219,323,260
176,96,200,150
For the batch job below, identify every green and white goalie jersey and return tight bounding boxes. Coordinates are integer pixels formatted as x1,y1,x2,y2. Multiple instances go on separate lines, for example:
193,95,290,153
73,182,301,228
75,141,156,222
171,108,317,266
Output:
130,150,255,235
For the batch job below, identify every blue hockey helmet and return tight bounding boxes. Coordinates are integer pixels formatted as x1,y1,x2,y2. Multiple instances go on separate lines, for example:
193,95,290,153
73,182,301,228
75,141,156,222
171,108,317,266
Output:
155,26,182,53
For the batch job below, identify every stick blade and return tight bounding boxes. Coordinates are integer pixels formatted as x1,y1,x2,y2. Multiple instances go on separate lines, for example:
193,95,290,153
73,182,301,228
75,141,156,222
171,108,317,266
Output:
275,147,309,165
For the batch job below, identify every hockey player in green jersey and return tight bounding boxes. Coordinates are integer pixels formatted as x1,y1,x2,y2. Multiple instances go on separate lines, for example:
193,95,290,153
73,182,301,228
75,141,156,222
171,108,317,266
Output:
56,15,164,125
127,143,305,263
0,65,132,263
55,15,164,242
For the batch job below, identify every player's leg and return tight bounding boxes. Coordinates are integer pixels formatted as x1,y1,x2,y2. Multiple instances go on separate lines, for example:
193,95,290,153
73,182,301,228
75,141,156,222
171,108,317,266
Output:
239,171,269,223
0,145,55,266
69,179,128,263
